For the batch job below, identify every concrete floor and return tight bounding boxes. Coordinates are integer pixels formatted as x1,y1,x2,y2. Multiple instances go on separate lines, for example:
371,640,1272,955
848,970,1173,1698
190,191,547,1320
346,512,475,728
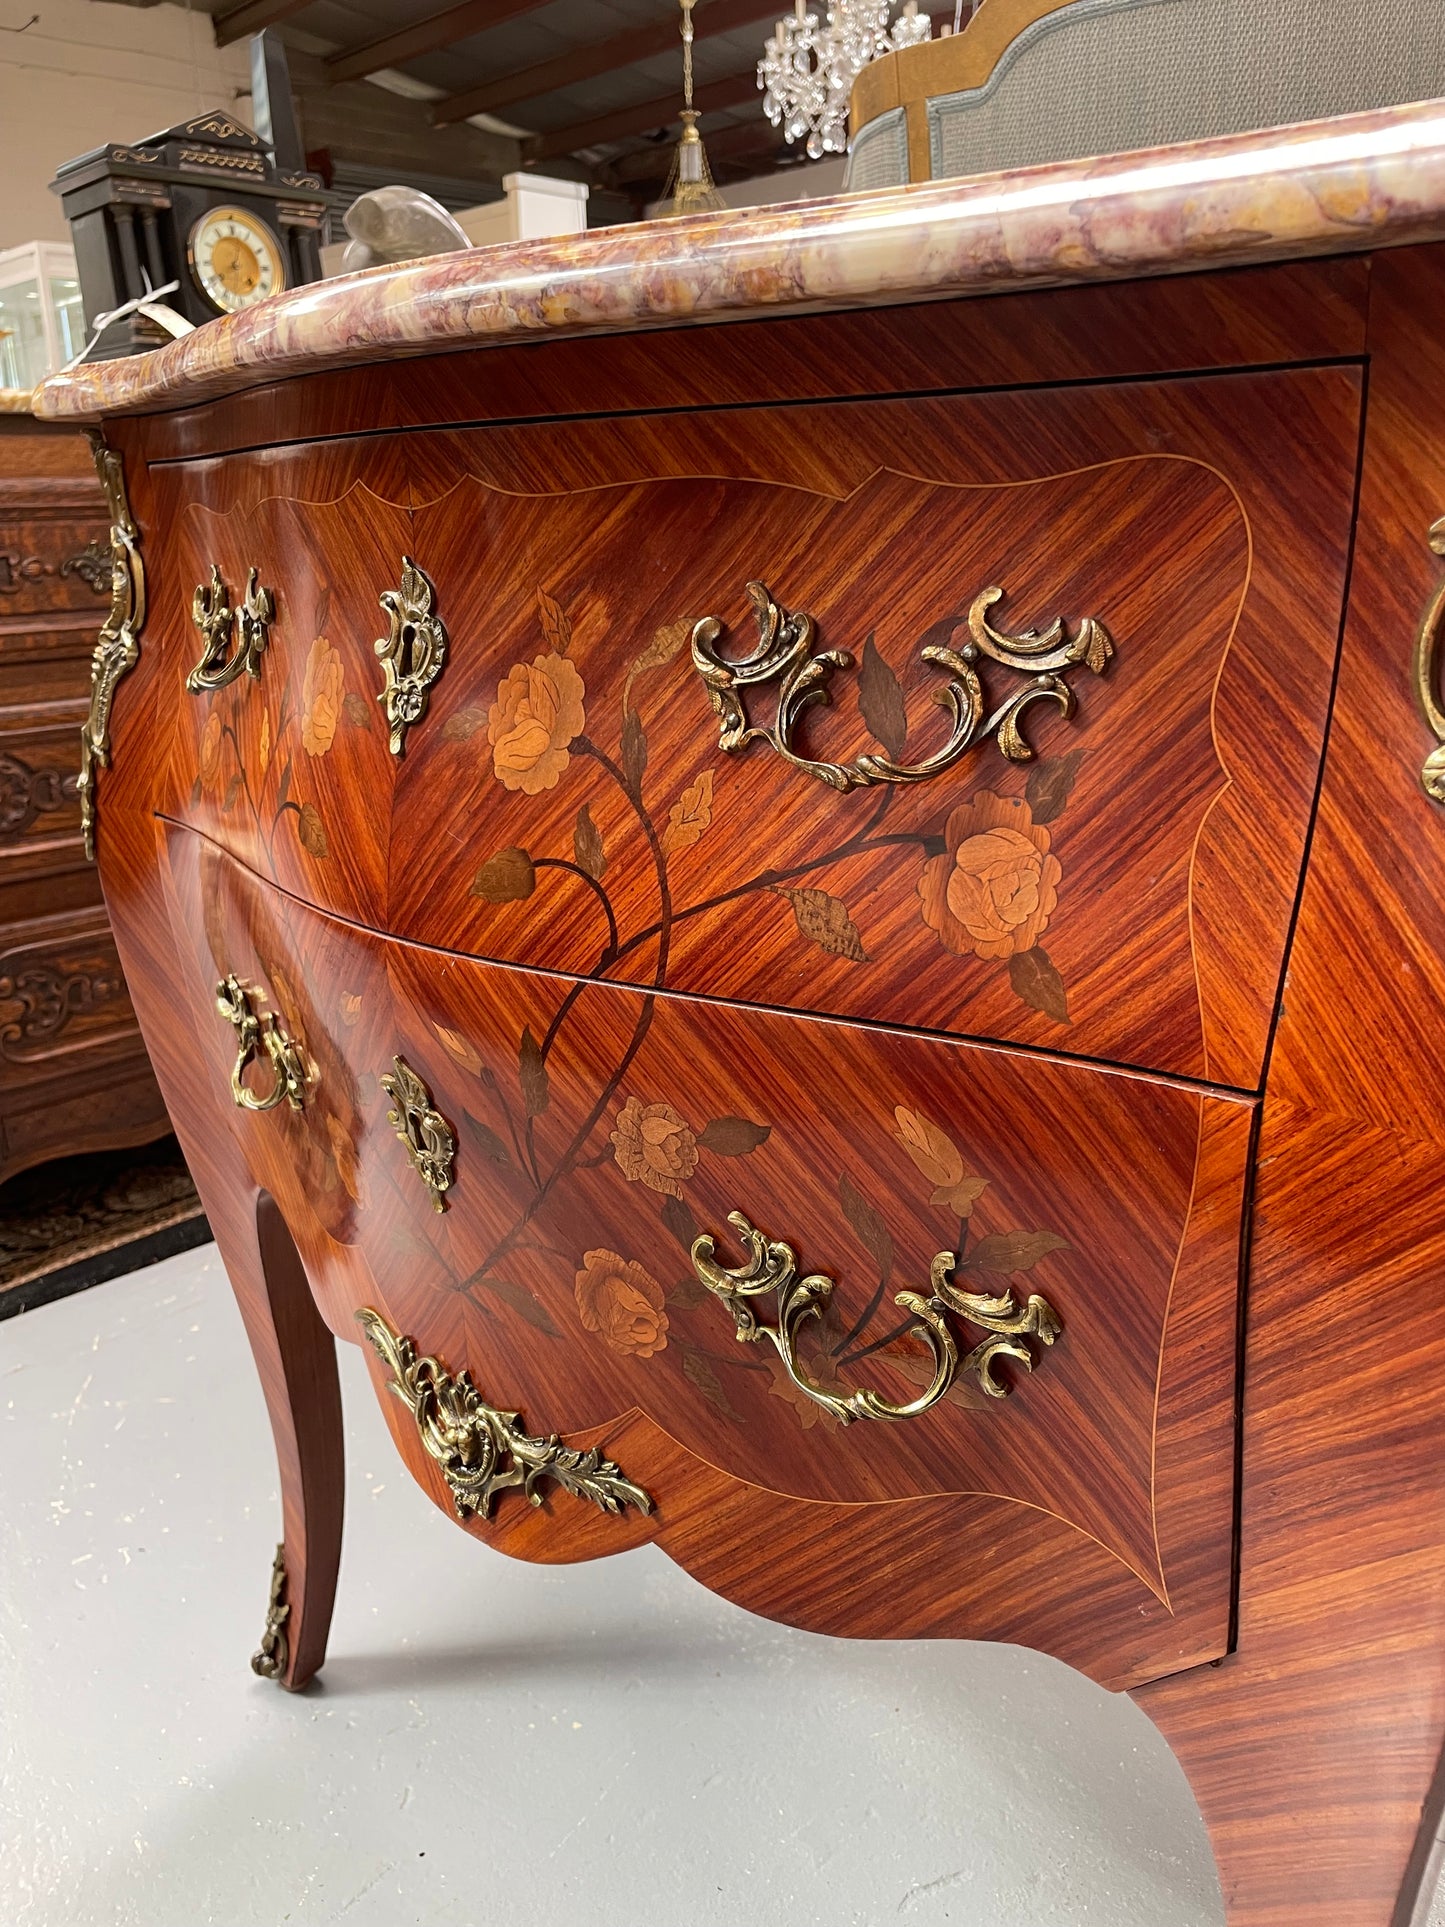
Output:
2,1246,1252,1926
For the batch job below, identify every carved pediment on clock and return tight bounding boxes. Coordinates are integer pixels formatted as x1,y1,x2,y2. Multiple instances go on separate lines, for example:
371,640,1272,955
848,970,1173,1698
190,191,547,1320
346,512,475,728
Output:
142,111,267,153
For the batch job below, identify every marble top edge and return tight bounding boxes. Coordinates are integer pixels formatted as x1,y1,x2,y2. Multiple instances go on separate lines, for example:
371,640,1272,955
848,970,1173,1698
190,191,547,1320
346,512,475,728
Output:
34,95,1445,422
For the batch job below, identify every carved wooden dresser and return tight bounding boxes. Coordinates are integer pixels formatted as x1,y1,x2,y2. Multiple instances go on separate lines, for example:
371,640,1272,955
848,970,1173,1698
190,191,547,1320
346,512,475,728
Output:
35,99,1445,1927
0,397,167,1180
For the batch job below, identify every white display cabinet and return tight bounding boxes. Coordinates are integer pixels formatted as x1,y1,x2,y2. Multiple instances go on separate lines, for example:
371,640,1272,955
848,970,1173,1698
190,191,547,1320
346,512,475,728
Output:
0,242,86,391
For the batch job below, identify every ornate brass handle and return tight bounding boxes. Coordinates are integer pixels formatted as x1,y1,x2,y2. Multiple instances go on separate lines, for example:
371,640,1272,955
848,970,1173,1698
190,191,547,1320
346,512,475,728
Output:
215,974,307,1112
187,564,275,693
357,1308,652,1521
690,581,1112,792
692,1210,1061,1424
1415,518,1445,804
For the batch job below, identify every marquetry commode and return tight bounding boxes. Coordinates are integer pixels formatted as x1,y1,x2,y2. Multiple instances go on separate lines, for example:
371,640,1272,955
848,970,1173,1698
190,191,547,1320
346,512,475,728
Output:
37,100,1445,1927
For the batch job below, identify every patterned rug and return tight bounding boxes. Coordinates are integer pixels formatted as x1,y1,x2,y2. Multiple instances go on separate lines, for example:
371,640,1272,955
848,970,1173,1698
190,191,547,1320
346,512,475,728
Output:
0,1135,211,1319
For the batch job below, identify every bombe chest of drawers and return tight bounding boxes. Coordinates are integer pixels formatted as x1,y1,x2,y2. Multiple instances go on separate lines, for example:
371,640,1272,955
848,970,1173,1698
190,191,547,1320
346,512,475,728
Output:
37,100,1445,1927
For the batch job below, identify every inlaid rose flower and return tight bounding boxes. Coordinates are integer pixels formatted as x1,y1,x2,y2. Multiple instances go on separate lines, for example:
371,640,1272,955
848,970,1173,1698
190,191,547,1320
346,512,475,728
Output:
574,1249,669,1358
488,652,585,794
610,1095,698,1198
301,634,344,757
918,791,1061,962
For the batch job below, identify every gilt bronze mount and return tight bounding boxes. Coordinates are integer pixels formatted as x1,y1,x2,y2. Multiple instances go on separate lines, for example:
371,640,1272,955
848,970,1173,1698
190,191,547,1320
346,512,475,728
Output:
250,1543,291,1683
375,557,447,755
78,434,145,861
187,564,275,692
357,1308,652,1522
692,1210,1061,1423
380,1055,455,1211
1414,517,1445,803
215,974,307,1112
691,580,1112,792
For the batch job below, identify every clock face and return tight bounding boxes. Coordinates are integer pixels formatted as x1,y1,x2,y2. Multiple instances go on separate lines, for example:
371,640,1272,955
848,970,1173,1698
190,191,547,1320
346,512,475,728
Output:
188,206,286,314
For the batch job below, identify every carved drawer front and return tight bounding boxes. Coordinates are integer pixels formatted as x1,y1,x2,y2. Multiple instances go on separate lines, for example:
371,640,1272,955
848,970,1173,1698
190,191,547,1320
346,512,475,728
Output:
0,715,85,877
178,828,1250,1690
0,480,112,617
0,904,140,1078
146,367,1358,1089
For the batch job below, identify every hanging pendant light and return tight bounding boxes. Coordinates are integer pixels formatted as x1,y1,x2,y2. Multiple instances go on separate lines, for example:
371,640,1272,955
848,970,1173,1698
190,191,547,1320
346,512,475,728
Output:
658,0,727,217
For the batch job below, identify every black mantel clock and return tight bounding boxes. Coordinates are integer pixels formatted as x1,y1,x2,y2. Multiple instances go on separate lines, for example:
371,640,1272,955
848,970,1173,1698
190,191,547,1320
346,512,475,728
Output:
49,111,325,360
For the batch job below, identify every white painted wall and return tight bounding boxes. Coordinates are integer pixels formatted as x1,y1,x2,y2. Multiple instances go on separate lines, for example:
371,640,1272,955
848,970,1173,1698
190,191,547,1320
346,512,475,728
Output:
0,0,250,250
714,157,848,208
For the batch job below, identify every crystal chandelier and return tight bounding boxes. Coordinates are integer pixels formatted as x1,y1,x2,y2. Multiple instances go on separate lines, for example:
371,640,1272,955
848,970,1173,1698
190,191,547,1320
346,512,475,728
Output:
758,0,932,162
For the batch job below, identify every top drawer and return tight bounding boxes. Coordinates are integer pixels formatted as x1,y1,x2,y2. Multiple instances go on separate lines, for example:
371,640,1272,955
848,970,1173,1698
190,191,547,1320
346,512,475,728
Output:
134,366,1360,1088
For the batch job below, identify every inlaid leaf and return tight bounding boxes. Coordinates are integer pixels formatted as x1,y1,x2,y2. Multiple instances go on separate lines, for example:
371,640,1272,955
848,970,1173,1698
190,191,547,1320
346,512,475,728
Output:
573,803,606,880
661,770,714,855
276,758,293,813
1008,944,1070,1024
433,1023,483,1074
621,707,648,795
669,1270,710,1310
442,705,486,743
485,1277,561,1337
626,615,694,688
258,706,272,773
519,1025,549,1118
858,634,908,761
892,1106,990,1217
461,1112,511,1167
340,992,362,1028
315,585,331,634
781,887,867,962
472,847,536,903
537,587,572,654
683,1348,745,1422
660,1191,700,1253
1025,748,1085,826
297,801,329,857
222,773,244,814
189,774,202,807
839,1171,892,1283
343,690,372,731
697,1116,771,1157
963,1229,1070,1274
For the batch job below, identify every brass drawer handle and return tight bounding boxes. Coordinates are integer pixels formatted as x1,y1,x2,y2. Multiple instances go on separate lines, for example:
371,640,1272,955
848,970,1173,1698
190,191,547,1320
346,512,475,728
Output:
188,565,275,693
216,974,307,1112
692,1210,1061,1424
1415,518,1445,803
357,1308,653,1521
375,556,448,755
691,580,1112,793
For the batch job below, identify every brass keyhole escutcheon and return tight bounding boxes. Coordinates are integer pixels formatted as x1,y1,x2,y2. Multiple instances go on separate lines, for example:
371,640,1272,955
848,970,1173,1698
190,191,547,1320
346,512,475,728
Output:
375,558,448,756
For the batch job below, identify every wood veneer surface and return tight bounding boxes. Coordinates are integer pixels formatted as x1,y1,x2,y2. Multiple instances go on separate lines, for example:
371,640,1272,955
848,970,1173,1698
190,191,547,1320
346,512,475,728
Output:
79,238,1445,1925
124,367,1360,1091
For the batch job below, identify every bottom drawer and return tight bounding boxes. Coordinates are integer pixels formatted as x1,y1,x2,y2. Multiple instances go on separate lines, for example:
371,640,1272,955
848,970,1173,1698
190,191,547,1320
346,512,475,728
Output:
169,828,1250,1690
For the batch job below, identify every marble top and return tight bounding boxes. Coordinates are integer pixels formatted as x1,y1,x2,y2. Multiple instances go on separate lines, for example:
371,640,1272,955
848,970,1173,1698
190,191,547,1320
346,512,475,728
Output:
0,388,38,415
34,96,1445,421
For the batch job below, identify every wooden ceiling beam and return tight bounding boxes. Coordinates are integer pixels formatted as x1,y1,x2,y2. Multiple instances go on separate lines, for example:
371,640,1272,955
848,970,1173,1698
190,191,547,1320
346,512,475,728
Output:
530,69,762,162
431,0,779,127
213,0,314,49
324,0,551,86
